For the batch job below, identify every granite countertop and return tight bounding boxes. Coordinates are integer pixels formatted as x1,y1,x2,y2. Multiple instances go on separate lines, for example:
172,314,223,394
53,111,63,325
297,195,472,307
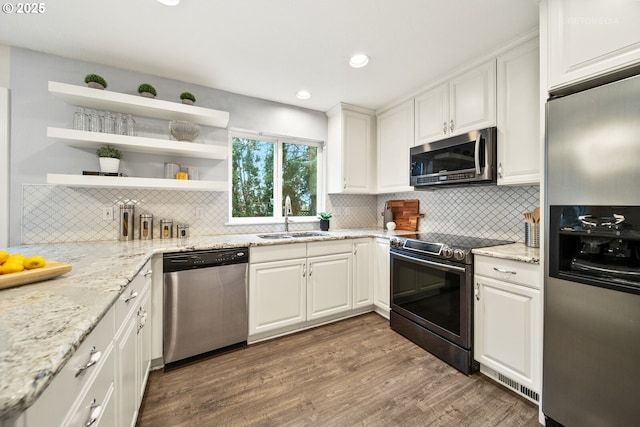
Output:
472,242,540,264
0,228,406,420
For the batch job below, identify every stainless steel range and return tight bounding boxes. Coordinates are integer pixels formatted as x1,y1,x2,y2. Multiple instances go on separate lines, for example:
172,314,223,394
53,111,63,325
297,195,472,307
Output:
389,233,512,374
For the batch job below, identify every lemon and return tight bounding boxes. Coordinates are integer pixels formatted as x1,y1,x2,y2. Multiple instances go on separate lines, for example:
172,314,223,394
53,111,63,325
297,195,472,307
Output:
0,250,8,265
24,256,46,270
6,254,25,264
0,262,24,275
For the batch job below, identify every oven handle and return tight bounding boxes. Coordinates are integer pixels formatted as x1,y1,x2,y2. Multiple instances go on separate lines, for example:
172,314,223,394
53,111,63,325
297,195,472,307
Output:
474,133,482,176
391,252,467,273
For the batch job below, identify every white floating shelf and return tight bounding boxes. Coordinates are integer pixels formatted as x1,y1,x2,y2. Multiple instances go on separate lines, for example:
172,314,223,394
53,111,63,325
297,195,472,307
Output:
47,174,227,191
49,81,230,128
48,127,227,160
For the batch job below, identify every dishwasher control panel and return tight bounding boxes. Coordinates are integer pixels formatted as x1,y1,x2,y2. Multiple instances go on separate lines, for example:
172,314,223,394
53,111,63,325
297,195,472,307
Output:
163,248,249,272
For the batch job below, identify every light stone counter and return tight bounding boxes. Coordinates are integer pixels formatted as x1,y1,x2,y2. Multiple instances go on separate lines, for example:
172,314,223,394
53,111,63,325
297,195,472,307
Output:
472,242,540,264
0,228,407,420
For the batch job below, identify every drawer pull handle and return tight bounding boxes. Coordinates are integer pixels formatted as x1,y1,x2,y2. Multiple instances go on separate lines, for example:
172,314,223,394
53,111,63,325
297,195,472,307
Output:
493,267,517,275
137,307,148,334
143,269,153,278
85,399,102,427
75,347,101,377
123,290,138,303
475,283,480,301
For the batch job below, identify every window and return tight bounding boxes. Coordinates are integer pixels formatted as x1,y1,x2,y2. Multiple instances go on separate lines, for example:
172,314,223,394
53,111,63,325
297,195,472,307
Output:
230,133,322,222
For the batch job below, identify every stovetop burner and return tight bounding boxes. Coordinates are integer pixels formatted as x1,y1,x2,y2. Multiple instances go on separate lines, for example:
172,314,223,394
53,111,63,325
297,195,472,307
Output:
390,233,513,264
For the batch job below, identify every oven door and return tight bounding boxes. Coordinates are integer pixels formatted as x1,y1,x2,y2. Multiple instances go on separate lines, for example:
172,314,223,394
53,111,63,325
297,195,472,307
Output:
390,250,473,349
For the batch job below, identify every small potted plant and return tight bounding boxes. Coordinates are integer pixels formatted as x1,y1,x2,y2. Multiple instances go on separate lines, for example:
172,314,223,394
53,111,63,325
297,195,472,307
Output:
84,74,107,90
318,212,333,231
96,145,122,173
138,83,157,98
180,92,196,105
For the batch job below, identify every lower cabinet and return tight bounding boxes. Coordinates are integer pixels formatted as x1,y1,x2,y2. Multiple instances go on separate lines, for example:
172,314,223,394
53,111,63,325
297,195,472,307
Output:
474,255,541,403
373,237,390,317
115,261,152,427
249,239,373,342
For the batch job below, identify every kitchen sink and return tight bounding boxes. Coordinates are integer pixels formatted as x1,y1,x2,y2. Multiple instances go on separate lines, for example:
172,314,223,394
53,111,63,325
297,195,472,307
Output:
257,232,329,239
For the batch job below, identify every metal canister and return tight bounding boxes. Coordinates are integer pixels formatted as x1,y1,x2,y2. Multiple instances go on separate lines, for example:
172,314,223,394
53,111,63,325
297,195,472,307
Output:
140,214,153,240
119,204,135,241
176,224,189,239
160,219,173,239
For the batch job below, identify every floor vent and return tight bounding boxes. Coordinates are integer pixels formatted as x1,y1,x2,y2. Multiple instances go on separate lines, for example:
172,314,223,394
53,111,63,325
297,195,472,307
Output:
480,365,540,404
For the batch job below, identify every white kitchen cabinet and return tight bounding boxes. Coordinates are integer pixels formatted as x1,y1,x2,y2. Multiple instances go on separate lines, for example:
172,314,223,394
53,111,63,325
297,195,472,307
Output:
415,60,496,145
376,99,414,193
306,252,352,320
114,261,152,427
547,0,640,91
326,103,375,194
352,238,373,309
22,308,115,427
249,257,307,335
474,255,541,403
496,37,540,186
373,237,390,318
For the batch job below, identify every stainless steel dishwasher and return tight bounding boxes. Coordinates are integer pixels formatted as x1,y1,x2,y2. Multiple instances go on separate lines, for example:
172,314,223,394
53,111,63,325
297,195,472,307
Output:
163,248,249,364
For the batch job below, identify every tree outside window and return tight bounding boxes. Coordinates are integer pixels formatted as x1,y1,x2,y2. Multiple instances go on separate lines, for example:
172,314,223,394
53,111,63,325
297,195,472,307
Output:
231,134,321,221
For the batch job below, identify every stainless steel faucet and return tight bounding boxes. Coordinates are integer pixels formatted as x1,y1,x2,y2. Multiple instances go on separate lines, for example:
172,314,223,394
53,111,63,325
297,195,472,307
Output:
284,195,292,232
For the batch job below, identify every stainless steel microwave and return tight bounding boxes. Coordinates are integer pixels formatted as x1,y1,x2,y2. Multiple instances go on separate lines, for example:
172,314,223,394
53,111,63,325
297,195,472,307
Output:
410,127,497,188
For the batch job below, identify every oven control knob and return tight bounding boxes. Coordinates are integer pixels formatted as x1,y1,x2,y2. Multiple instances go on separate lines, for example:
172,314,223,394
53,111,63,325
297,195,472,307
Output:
442,246,453,258
453,249,467,261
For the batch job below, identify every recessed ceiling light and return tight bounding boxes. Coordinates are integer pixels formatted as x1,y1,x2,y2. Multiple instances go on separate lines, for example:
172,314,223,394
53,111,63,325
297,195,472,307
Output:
349,53,369,68
157,0,180,6
296,90,311,100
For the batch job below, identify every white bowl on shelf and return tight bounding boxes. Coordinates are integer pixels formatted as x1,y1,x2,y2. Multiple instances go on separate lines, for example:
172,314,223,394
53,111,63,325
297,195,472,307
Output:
169,120,200,142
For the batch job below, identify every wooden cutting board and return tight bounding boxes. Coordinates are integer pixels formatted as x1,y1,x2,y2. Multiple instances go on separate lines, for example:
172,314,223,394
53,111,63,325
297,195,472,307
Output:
386,199,424,231
0,261,72,290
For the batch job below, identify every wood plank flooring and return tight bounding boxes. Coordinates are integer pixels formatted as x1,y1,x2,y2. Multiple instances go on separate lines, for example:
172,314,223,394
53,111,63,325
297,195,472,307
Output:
137,313,541,427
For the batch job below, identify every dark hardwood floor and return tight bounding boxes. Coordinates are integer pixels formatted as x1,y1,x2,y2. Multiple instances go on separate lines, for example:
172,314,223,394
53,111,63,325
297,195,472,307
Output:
137,313,541,427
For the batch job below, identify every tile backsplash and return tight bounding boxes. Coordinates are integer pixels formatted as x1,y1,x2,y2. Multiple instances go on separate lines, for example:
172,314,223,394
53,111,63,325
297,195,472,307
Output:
21,184,538,244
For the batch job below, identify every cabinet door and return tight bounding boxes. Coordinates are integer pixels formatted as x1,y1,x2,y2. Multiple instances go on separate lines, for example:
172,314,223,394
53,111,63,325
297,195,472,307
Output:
116,312,138,427
548,0,640,90
307,253,352,321
373,238,390,316
342,109,373,193
414,82,449,144
136,288,152,405
249,259,306,335
497,38,540,185
376,99,414,193
449,60,496,136
474,275,541,390
352,239,373,309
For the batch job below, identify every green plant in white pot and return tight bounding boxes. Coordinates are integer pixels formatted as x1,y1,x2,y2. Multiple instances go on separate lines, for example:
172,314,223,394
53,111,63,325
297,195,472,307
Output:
96,146,122,173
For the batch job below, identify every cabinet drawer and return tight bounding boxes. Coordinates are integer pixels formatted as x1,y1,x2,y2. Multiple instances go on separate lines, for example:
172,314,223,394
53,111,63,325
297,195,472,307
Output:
307,240,352,257
115,260,151,331
474,255,540,289
63,344,115,427
26,307,114,427
250,243,306,263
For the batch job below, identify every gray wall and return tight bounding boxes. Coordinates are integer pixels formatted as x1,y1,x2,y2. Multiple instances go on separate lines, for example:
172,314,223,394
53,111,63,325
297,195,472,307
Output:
9,47,327,245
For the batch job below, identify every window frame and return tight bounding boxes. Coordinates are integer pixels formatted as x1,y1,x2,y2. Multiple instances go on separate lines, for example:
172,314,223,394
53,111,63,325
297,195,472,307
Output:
227,131,324,225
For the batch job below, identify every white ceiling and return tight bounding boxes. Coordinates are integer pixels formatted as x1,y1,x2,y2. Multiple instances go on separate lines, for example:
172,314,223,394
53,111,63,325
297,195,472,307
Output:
0,0,539,112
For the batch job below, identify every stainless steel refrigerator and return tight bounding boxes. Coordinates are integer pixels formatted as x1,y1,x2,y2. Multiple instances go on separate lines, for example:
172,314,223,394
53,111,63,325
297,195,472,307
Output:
544,73,640,426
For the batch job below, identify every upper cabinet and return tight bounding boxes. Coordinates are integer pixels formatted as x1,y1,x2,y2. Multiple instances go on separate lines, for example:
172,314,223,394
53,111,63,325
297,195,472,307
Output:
547,0,640,91
326,103,375,194
496,37,540,185
376,99,414,194
415,60,496,146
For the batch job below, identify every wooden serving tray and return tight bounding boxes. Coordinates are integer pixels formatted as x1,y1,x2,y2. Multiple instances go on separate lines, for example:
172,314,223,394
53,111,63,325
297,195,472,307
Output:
386,199,425,231
0,261,72,290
